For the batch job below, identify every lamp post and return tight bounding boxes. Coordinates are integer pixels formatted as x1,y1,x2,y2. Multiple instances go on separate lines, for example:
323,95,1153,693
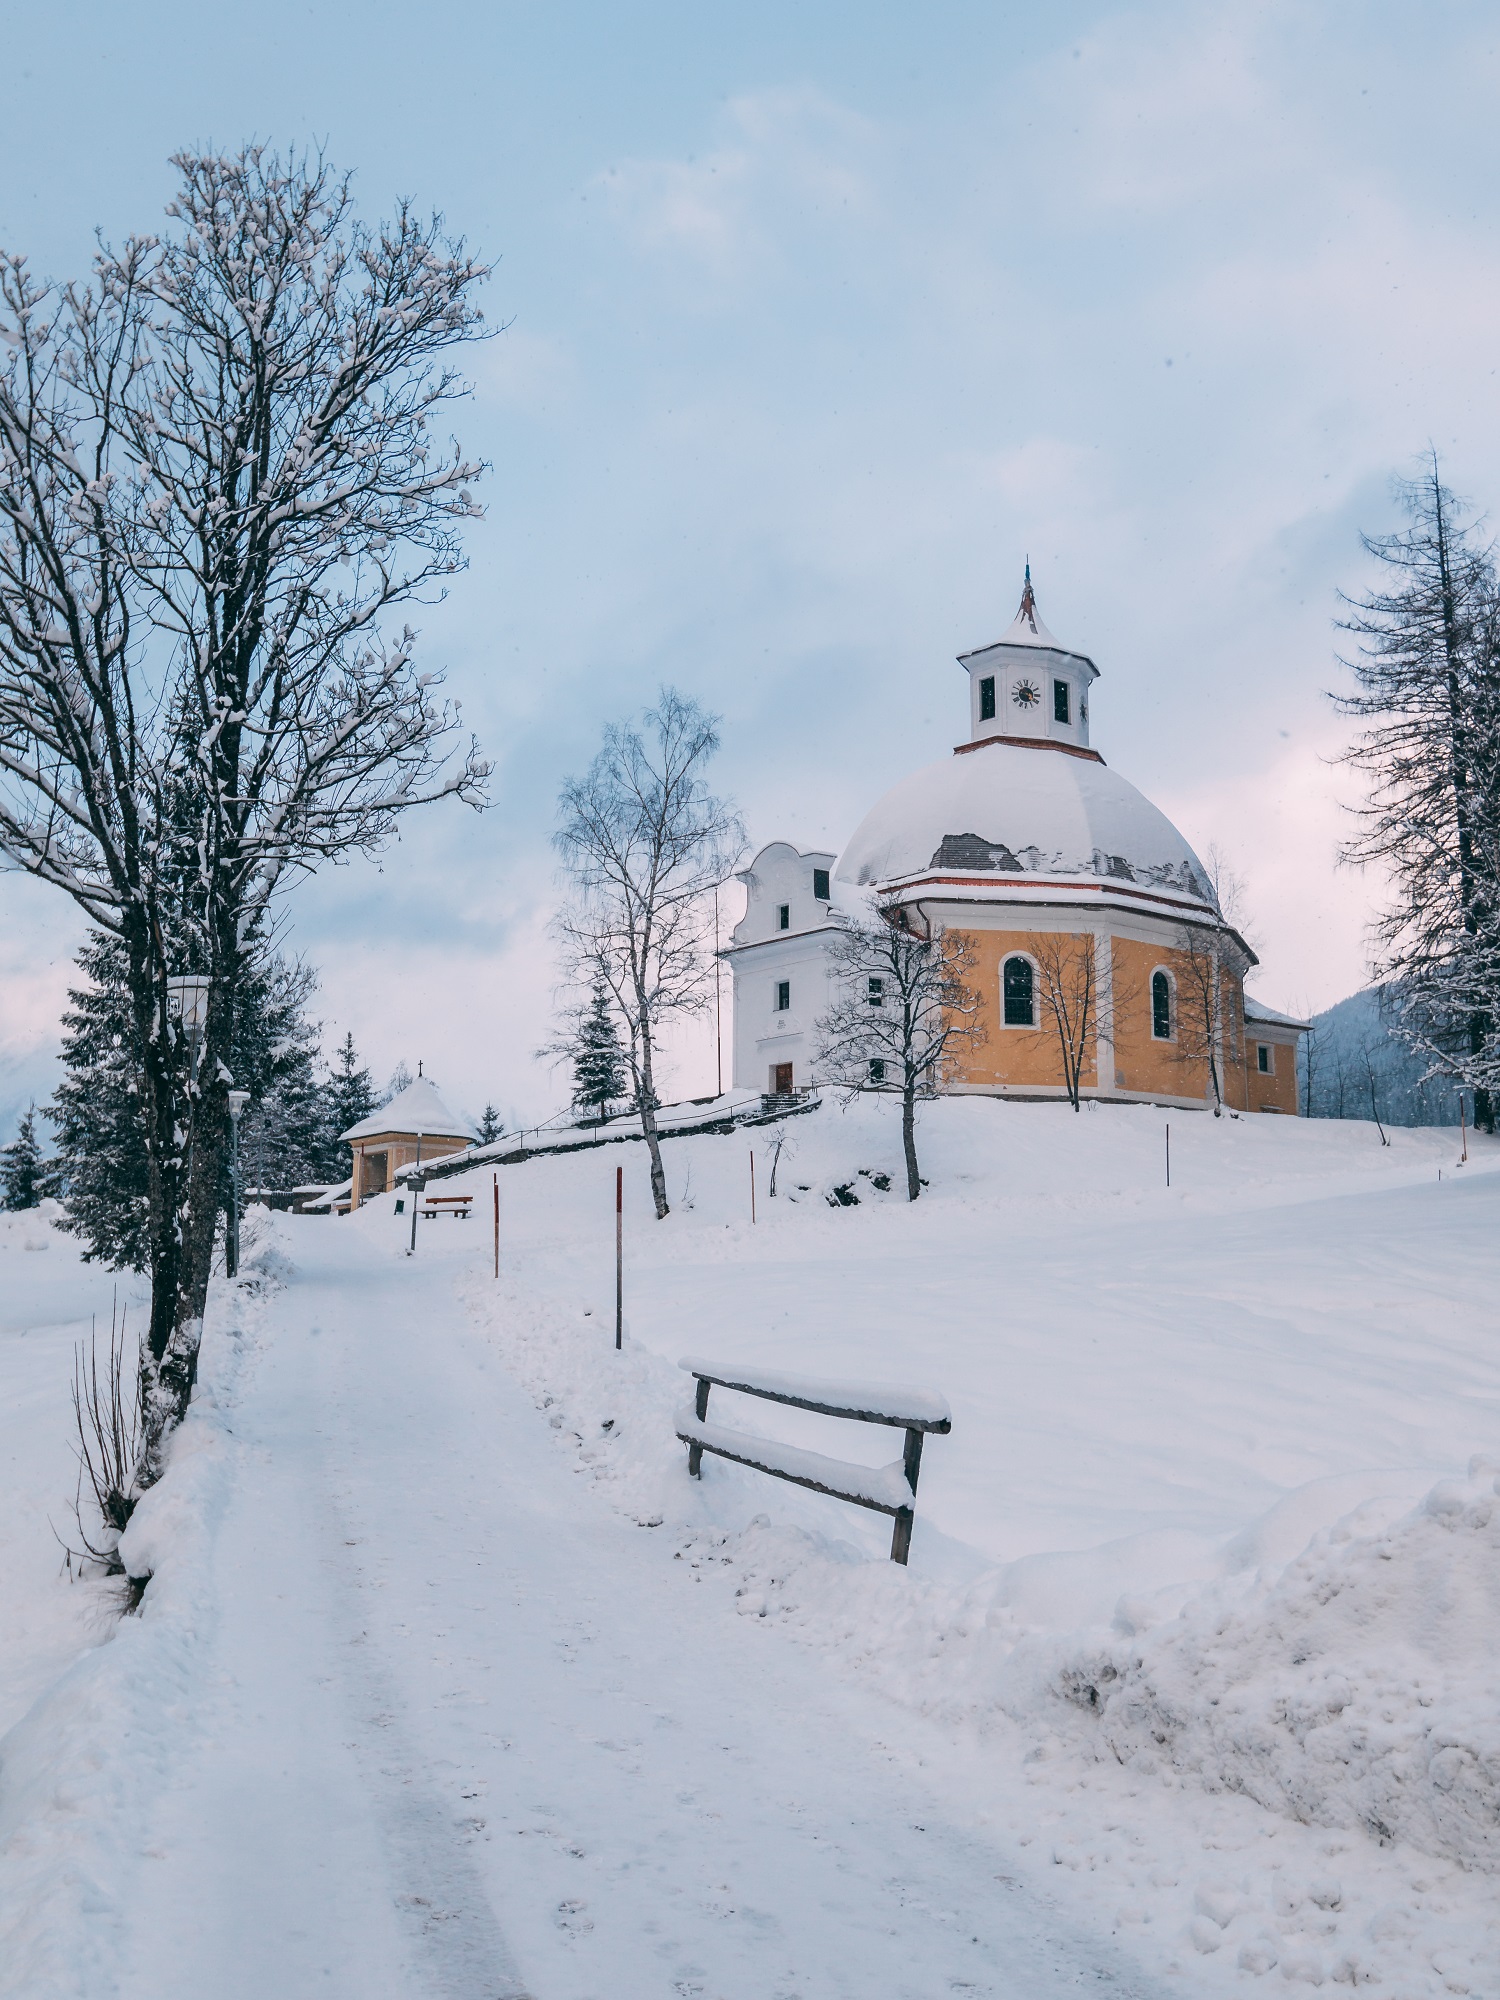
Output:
226,1088,250,1277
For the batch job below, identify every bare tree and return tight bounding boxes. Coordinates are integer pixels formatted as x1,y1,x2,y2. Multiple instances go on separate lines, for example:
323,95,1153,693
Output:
0,147,489,1476
1031,931,1136,1112
1170,920,1249,1113
813,906,984,1200
554,690,743,1219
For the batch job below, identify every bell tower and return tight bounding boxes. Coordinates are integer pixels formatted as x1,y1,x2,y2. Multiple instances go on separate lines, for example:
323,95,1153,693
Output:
956,567,1100,753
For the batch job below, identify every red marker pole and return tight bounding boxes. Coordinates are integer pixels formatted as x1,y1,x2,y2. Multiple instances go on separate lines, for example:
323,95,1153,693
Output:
615,1165,623,1351
492,1172,499,1279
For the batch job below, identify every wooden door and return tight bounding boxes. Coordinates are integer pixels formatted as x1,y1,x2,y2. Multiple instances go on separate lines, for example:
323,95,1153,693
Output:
772,1063,794,1095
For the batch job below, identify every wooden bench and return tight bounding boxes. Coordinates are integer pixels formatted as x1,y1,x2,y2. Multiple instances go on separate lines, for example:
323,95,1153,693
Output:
675,1358,951,1564
420,1192,474,1219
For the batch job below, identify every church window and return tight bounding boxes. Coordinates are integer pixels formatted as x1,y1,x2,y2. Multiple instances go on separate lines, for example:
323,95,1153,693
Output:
1002,955,1034,1026
1257,1043,1273,1075
979,675,996,721
776,980,791,1013
1151,970,1173,1040
867,976,884,1007
869,1059,886,1085
778,903,790,930
812,868,830,901
1053,679,1071,724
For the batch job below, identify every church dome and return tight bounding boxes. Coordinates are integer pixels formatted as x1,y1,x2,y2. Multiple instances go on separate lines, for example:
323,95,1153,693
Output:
835,737,1217,913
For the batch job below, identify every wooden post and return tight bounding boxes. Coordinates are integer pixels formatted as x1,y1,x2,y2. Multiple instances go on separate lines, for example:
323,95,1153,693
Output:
714,885,723,1099
749,1149,756,1224
890,1425,925,1564
1165,1122,1171,1189
492,1172,499,1278
688,1376,709,1477
407,1132,425,1256
1460,1094,1468,1164
615,1165,623,1351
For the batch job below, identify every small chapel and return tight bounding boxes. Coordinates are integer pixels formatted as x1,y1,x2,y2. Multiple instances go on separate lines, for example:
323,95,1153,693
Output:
725,574,1307,1113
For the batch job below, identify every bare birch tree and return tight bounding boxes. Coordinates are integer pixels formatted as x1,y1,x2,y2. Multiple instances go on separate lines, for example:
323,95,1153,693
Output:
553,690,743,1219
812,906,983,1200
0,146,489,1477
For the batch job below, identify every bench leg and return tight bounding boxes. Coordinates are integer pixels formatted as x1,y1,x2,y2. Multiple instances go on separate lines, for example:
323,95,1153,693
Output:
890,1508,914,1564
688,1377,711,1478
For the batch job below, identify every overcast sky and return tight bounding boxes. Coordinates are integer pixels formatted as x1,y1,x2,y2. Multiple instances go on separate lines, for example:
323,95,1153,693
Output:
3,0,1499,1128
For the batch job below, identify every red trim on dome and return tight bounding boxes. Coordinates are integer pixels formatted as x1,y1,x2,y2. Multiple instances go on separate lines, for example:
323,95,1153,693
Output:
953,735,1105,765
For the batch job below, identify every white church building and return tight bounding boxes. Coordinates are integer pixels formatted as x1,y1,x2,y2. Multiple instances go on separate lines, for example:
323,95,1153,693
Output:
724,573,1307,1114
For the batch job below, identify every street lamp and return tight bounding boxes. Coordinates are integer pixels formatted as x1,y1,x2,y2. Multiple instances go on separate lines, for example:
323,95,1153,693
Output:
226,1087,250,1277
166,974,212,1076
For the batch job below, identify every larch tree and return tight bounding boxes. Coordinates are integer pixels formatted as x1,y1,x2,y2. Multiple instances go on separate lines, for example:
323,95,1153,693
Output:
1335,461,1500,1130
0,146,490,1478
553,690,743,1218
812,905,984,1200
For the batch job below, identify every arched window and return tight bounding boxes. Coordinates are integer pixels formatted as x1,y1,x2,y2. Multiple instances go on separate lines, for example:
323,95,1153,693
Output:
1151,969,1174,1041
1002,955,1035,1027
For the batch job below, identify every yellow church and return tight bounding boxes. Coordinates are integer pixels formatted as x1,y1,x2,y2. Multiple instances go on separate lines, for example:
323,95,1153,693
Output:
726,574,1306,1113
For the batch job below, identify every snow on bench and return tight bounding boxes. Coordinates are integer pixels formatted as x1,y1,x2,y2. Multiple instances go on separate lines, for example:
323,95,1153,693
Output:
676,1358,951,1565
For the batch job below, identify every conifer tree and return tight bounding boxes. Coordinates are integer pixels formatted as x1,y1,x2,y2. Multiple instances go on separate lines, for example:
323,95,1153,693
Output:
0,1104,58,1210
477,1104,504,1144
48,934,326,1267
1336,463,1500,1129
319,1033,379,1181
570,981,629,1125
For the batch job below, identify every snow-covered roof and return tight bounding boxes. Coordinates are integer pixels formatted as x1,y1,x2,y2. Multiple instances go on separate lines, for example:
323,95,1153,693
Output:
834,737,1219,914
1243,996,1311,1032
957,571,1099,678
339,1077,478,1144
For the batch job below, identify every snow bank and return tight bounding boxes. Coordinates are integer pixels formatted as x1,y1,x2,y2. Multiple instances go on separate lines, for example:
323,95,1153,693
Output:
0,1197,63,1253
1039,1457,1500,1872
0,1211,288,1999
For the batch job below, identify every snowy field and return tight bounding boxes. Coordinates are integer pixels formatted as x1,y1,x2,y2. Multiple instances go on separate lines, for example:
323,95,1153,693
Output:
0,1098,1496,1996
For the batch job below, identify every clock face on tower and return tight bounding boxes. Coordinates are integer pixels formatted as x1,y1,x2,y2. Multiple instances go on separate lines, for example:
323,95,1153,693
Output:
1012,678,1040,709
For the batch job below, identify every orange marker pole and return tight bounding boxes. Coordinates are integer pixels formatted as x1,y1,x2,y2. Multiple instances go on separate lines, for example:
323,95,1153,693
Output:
615,1165,623,1351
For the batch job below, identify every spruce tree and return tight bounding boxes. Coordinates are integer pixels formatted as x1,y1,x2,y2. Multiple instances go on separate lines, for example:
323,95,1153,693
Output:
0,1105,58,1210
48,933,327,1267
477,1104,503,1144
319,1033,378,1181
571,981,628,1125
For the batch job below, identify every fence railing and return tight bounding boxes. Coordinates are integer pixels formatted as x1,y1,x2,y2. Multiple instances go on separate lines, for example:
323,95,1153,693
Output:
675,1357,951,1564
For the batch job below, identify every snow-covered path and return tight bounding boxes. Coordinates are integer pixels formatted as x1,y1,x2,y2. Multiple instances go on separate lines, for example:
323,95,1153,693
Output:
112,1219,1156,1999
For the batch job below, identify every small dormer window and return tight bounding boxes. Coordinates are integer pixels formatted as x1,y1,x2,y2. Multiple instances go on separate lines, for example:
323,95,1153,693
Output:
778,904,790,930
812,868,830,901
1053,679,1071,724
979,675,996,722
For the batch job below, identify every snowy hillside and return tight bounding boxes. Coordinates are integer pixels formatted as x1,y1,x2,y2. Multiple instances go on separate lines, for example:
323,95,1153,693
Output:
1,1098,1496,1996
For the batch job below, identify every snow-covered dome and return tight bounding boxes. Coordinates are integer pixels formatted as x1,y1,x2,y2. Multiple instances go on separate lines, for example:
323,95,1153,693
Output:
340,1076,477,1144
835,738,1217,912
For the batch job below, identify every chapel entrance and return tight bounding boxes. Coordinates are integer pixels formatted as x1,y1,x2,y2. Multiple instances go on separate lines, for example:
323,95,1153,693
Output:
770,1062,794,1096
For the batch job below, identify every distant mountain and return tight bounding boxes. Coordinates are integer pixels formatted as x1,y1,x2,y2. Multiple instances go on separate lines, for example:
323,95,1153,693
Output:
1298,985,1462,1127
